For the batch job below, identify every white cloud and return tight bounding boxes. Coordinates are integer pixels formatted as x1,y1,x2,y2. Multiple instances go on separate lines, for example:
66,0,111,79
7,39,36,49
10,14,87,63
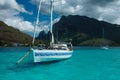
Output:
0,0,28,13
1,10,36,36
0,0,59,37
31,0,120,25
5,17,33,32
0,0,38,36
96,0,120,24
56,0,120,25
36,17,60,35
1,0,120,38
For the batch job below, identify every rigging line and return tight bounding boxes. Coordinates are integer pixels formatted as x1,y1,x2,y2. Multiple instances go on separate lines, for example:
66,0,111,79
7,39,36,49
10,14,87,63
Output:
32,0,43,45
16,50,31,64
15,45,32,65
102,27,105,44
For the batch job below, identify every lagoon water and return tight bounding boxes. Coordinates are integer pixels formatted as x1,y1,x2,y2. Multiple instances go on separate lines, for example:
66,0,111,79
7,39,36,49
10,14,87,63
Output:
0,47,120,80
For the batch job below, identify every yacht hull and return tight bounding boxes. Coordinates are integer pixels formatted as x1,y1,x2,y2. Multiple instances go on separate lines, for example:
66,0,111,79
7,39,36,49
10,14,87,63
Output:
32,49,73,63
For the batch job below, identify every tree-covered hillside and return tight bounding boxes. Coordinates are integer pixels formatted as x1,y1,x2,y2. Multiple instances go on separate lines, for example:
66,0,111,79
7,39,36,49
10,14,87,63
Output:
0,21,34,46
37,15,120,46
53,15,120,46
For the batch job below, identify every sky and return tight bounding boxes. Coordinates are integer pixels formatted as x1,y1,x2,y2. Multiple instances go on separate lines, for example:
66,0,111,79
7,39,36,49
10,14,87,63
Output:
0,0,120,37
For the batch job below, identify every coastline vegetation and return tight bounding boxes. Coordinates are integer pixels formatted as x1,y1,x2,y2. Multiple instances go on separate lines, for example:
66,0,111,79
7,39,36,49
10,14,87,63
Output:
0,15,120,47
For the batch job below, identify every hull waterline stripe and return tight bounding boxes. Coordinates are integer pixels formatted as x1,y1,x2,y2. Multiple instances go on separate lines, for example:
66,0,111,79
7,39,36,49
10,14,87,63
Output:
35,52,72,56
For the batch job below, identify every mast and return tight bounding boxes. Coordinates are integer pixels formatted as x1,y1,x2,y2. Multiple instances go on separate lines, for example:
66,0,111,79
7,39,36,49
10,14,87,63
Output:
102,27,106,45
102,27,104,42
50,0,55,46
32,0,42,45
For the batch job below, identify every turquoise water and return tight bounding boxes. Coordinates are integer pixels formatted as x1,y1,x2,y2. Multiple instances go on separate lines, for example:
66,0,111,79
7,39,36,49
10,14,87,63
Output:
0,47,120,80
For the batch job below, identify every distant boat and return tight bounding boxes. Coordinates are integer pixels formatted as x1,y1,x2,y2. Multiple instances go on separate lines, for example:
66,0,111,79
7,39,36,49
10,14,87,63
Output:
101,46,109,50
101,27,109,50
31,0,73,63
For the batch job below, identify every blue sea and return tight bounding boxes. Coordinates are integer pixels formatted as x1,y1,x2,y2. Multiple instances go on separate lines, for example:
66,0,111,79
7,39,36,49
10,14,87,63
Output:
0,47,120,80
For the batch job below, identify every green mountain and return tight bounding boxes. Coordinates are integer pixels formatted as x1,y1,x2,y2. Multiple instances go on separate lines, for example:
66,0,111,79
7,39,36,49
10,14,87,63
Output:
0,21,33,46
37,15,120,46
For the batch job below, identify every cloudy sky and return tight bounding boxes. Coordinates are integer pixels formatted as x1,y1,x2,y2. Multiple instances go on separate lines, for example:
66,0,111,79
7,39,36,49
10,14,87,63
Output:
0,0,120,36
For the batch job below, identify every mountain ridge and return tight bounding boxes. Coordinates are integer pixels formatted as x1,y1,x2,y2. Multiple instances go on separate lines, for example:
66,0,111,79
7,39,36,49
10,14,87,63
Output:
0,21,33,46
53,15,120,46
37,15,120,46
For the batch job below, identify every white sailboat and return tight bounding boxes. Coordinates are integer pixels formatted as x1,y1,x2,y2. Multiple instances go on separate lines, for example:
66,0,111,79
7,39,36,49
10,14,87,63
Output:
101,27,109,50
31,0,73,63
